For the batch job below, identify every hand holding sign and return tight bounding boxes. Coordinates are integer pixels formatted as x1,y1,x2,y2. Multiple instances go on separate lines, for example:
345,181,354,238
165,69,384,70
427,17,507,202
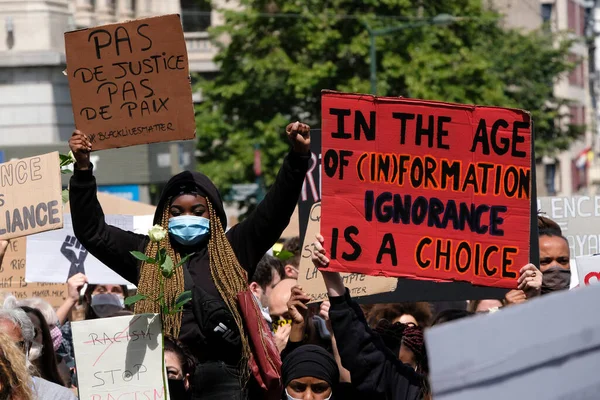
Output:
287,285,311,326
312,234,346,299
67,273,88,303
517,263,542,296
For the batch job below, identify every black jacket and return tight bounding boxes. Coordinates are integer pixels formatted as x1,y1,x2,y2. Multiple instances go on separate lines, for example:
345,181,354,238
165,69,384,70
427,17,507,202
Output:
69,150,309,361
329,289,424,400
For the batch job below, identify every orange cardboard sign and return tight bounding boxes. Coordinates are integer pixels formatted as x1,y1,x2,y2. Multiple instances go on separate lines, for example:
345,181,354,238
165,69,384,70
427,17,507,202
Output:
0,152,63,240
65,14,196,150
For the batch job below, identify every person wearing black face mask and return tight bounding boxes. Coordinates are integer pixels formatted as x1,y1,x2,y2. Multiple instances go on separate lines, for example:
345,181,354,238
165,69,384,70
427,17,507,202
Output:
538,229,572,293
505,226,570,306
164,336,195,400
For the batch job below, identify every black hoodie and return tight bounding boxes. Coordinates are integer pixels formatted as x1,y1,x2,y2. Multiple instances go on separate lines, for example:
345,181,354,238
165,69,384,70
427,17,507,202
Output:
69,150,309,362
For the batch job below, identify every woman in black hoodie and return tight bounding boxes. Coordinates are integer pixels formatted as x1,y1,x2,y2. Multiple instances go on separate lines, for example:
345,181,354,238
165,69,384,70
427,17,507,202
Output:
68,122,310,400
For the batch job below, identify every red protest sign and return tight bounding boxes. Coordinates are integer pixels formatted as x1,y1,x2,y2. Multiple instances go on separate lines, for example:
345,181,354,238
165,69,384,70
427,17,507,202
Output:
320,91,532,289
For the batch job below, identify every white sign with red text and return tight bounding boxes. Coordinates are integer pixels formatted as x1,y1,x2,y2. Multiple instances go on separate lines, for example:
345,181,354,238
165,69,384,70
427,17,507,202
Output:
575,254,600,286
72,313,169,400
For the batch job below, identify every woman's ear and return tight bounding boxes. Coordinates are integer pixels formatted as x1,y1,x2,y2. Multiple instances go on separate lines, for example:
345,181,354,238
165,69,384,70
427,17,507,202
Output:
184,373,190,390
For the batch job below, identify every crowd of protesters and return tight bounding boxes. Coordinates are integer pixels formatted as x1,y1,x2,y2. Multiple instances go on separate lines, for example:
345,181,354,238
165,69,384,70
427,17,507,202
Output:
0,125,575,400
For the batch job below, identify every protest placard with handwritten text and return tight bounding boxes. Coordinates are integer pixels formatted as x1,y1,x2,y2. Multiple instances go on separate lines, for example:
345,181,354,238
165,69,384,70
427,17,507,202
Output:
72,314,168,400
0,152,63,240
320,91,532,288
0,238,67,308
65,14,195,150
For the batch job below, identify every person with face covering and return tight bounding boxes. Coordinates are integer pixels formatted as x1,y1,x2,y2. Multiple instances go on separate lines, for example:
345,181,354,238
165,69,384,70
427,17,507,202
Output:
281,345,339,400
164,336,195,400
68,122,311,399
19,306,66,387
538,229,572,293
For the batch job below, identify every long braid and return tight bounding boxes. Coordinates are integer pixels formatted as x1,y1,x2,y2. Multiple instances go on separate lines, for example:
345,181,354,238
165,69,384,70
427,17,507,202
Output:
206,200,252,383
134,198,185,338
402,325,428,374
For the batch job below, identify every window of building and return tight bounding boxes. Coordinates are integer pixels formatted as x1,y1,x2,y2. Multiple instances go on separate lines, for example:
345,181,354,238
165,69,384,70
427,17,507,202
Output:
567,0,586,36
569,104,585,125
181,0,211,32
568,54,585,88
541,3,552,23
541,4,552,22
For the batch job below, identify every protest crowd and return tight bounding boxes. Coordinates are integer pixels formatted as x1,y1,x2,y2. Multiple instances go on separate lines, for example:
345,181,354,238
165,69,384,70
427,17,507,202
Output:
1,6,599,400
0,120,576,400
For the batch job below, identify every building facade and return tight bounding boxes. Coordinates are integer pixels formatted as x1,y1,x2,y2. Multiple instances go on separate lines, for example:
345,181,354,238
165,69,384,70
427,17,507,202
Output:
490,0,599,197
0,0,230,202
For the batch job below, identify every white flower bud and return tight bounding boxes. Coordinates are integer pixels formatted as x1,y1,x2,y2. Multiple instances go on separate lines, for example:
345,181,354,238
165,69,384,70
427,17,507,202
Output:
148,225,167,242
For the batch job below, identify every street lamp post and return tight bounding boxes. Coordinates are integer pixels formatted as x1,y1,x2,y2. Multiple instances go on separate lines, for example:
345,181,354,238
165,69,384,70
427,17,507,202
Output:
364,13,457,95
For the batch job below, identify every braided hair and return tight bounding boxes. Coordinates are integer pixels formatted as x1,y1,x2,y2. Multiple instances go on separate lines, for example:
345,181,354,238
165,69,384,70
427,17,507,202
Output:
134,198,185,337
402,325,428,374
134,198,252,382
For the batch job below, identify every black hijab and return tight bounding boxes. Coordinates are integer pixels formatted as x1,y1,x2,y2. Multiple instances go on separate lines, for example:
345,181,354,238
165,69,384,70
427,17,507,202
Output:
282,344,339,388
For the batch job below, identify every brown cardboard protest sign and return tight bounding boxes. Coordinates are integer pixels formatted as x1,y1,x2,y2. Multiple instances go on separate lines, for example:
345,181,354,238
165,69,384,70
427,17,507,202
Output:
65,14,195,150
0,238,67,308
298,202,397,303
0,152,63,240
64,192,156,216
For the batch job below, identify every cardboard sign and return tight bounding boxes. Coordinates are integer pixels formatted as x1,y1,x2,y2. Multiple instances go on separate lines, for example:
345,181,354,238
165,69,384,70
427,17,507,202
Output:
0,238,67,308
26,214,153,285
0,152,63,240
538,195,600,258
298,202,397,302
64,191,156,216
72,314,169,400
575,254,600,286
321,91,532,289
426,283,600,399
65,14,195,150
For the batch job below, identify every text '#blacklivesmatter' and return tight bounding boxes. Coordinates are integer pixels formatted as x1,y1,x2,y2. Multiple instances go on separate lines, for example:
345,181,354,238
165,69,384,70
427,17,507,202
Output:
320,93,532,289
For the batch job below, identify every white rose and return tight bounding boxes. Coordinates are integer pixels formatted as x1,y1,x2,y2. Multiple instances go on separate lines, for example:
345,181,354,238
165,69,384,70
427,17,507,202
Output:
148,225,167,242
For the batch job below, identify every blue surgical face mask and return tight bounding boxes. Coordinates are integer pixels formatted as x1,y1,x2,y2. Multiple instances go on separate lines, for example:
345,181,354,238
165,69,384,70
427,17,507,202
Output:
168,215,210,246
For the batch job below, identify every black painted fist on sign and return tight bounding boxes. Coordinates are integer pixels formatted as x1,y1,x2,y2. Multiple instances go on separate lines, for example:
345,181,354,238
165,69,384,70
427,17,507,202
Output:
61,235,89,279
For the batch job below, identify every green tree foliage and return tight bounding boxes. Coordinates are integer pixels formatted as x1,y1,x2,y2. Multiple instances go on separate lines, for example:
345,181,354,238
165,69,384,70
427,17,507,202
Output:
195,0,582,191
